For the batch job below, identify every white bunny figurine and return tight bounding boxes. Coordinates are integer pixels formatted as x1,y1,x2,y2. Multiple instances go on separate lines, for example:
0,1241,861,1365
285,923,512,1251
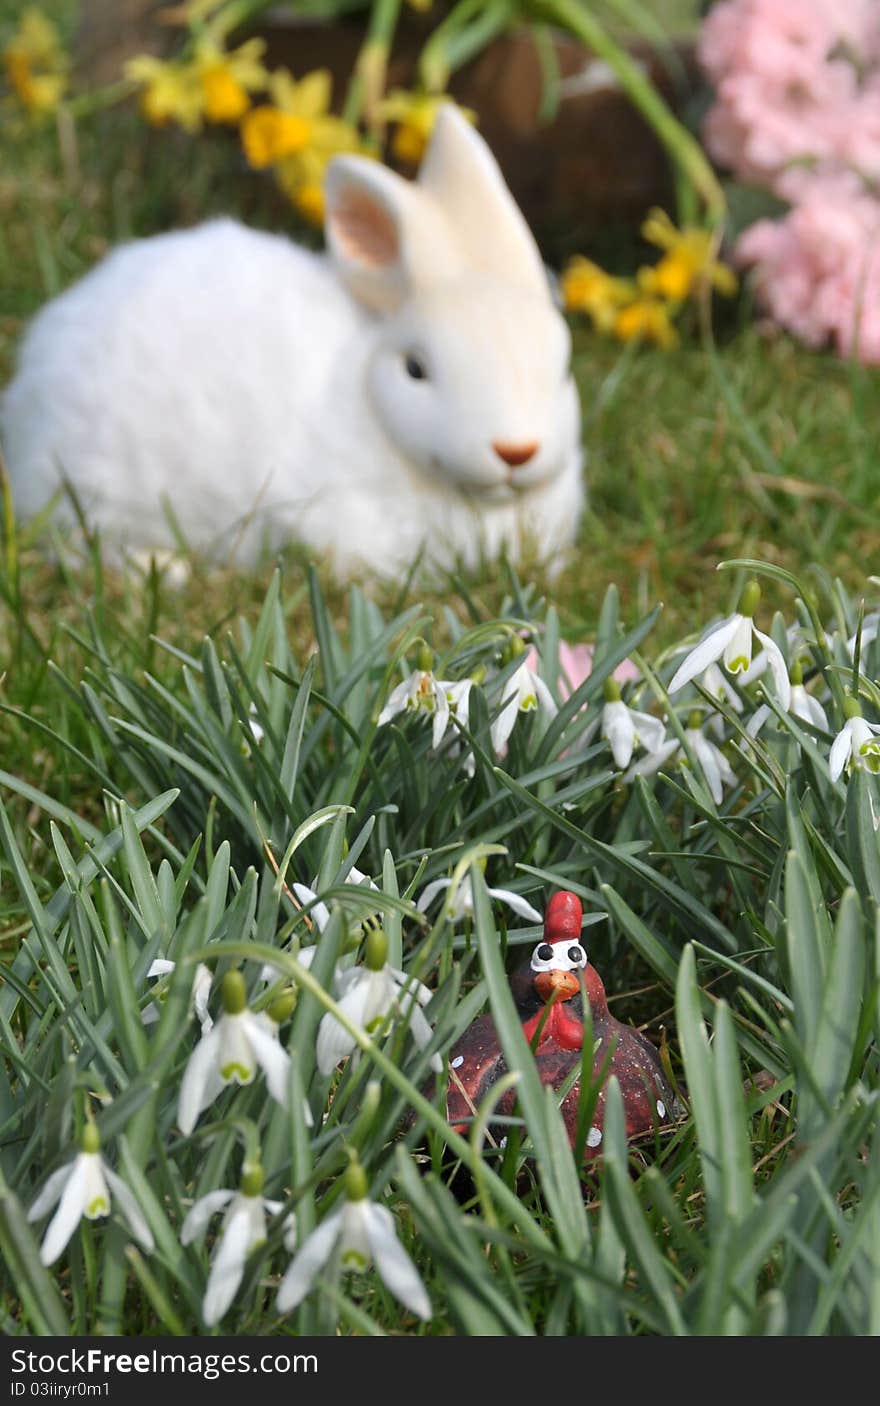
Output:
1,105,584,578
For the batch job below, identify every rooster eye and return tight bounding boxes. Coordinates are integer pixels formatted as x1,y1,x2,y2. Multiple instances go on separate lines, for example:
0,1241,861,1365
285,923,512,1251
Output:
568,945,586,965
530,942,556,971
404,352,428,381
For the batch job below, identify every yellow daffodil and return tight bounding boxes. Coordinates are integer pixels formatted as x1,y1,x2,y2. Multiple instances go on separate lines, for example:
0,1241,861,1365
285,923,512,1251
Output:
640,208,738,301
126,55,205,132
377,90,476,165
195,37,268,125
127,37,267,132
2,7,68,116
614,298,679,349
241,69,362,224
560,256,636,333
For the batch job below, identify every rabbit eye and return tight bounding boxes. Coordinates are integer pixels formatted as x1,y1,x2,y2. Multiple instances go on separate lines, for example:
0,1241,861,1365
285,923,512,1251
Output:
404,353,429,381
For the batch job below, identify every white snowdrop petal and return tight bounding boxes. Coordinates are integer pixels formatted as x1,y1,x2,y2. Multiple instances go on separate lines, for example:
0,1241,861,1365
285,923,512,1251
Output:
532,674,558,718
202,1198,255,1327
180,1189,234,1245
147,959,175,978
753,628,791,710
431,683,451,749
39,1157,89,1266
291,884,330,933
624,737,680,784
487,888,543,923
603,701,635,769
244,1014,291,1108
416,878,452,912
491,689,520,753
693,734,723,805
364,1204,432,1321
28,1163,75,1222
276,1211,344,1314
177,1023,223,1134
668,617,739,693
829,725,852,782
315,977,370,1075
103,1168,154,1252
377,680,410,726
629,709,667,753
722,616,753,674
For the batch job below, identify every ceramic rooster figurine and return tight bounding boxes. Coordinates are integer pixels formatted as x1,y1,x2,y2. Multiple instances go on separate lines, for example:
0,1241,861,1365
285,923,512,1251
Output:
446,891,677,1158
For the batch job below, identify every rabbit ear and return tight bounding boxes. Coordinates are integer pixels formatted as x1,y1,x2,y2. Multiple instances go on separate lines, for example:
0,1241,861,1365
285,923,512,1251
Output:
325,157,460,313
417,104,548,298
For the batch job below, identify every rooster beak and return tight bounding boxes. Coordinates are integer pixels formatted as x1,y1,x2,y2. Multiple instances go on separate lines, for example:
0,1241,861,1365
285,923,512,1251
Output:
534,969,580,1003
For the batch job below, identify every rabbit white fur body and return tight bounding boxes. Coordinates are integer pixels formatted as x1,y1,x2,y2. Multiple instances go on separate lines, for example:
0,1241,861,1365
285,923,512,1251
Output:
2,108,584,577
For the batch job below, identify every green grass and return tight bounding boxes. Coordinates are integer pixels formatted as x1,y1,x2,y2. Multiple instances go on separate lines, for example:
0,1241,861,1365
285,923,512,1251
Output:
1,2,879,1338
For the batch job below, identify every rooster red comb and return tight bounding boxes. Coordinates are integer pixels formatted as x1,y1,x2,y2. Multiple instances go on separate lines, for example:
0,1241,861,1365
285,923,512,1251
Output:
543,891,583,944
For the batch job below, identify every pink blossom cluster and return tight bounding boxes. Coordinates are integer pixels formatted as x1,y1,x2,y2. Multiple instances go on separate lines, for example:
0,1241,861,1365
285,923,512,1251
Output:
698,0,880,362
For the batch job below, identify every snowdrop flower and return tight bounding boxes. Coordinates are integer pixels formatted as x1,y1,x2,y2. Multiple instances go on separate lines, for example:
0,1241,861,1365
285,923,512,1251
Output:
315,930,441,1076
277,1159,431,1321
829,697,880,782
491,641,557,753
847,613,879,660
747,661,829,740
178,971,292,1134
27,1123,154,1266
600,678,666,769
625,711,737,805
701,662,744,737
789,661,829,731
182,1162,294,1327
417,871,542,924
378,646,450,749
143,959,213,1035
668,581,791,710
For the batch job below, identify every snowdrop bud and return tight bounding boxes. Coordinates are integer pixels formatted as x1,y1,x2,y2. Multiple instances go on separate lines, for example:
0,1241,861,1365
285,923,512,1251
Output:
790,660,803,686
240,1163,264,1198
416,642,433,672
603,677,622,702
344,1160,369,1202
267,992,297,1025
737,580,761,617
364,929,388,972
222,970,247,1015
844,694,863,719
81,1122,101,1155
687,709,704,730
503,634,526,664
470,665,487,685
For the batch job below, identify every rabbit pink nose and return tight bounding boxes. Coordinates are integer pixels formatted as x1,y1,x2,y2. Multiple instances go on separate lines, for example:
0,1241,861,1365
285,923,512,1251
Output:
493,440,539,468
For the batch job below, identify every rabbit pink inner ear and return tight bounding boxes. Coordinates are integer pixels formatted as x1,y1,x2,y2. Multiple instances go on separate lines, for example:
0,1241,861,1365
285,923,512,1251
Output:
331,188,400,271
